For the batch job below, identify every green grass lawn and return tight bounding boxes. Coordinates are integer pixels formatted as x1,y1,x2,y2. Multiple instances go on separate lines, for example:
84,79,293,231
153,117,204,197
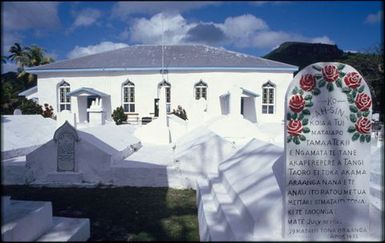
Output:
2,185,199,241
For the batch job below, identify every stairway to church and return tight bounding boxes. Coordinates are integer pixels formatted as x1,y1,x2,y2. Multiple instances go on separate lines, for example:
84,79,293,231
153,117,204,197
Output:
1,196,90,241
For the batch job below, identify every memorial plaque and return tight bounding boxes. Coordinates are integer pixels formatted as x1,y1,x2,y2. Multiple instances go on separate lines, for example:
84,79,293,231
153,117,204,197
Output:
284,62,371,240
54,121,79,172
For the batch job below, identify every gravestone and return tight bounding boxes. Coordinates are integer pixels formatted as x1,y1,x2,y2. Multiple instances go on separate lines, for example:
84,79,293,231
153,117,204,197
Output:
53,121,79,172
13,109,22,115
284,62,372,240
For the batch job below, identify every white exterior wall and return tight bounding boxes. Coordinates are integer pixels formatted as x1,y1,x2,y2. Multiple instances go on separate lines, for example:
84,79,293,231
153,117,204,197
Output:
37,70,293,124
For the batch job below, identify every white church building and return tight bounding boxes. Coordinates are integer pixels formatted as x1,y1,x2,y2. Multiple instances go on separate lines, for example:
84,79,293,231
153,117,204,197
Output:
23,44,297,125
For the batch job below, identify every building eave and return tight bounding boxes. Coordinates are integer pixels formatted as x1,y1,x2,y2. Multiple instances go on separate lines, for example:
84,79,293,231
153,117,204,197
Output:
25,66,298,74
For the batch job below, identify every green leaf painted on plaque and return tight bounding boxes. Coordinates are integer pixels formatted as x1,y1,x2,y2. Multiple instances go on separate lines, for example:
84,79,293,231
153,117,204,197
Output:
326,83,334,92
292,113,298,120
302,109,310,115
304,95,312,100
293,136,300,145
363,111,369,117
302,118,309,126
349,105,358,113
318,80,326,88
287,136,292,143
299,89,304,95
287,112,291,120
342,87,351,93
336,79,342,87
358,85,365,93
298,113,304,120
303,127,310,133
366,135,371,142
347,94,354,103
292,86,298,95
360,134,366,143
357,111,362,118
314,73,323,80
350,114,357,122
312,65,322,71
339,72,346,78
347,126,356,133
337,63,345,70
299,135,306,141
305,101,313,107
312,88,321,96
352,90,357,98
352,133,360,141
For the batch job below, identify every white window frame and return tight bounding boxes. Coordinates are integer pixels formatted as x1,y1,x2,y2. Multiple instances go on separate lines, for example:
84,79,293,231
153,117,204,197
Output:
194,80,208,100
122,79,135,112
158,80,171,113
58,81,71,111
262,81,276,114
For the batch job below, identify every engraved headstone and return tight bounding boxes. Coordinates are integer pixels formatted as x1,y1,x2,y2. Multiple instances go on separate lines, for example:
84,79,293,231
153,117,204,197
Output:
53,121,79,172
13,109,22,115
284,62,371,240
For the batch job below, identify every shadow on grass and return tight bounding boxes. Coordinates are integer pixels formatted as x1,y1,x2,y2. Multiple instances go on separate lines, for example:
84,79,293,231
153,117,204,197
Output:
2,185,199,241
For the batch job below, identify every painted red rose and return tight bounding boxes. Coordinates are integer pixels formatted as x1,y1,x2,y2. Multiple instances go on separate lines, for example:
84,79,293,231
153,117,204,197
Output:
322,65,339,82
287,119,303,136
355,93,372,111
344,72,362,89
289,95,305,113
299,74,316,91
355,117,371,134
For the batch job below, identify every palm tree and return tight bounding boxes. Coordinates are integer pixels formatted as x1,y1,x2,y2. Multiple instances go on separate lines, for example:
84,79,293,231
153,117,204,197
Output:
1,56,7,64
11,44,55,83
8,43,29,72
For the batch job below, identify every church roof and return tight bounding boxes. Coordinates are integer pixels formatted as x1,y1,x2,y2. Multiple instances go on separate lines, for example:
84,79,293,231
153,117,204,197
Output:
26,44,297,73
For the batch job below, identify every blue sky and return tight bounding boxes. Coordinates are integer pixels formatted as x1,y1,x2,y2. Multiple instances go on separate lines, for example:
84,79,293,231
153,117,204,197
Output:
2,1,383,73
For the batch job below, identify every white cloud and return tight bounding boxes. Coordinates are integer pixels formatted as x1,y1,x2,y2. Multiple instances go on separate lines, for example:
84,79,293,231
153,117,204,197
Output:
310,36,334,45
68,8,102,32
111,1,220,19
365,11,383,24
129,12,195,44
67,41,129,59
218,14,268,47
122,12,334,51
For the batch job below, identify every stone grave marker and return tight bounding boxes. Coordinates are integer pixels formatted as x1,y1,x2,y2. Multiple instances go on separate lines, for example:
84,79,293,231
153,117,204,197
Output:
13,109,22,115
284,62,372,240
53,121,79,172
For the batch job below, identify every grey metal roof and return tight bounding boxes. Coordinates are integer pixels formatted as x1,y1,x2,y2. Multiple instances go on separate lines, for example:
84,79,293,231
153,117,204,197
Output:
67,87,109,97
26,44,297,73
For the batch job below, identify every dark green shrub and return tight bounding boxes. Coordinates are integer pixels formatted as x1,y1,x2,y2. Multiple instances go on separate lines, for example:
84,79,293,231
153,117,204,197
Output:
20,98,42,114
172,105,187,120
112,106,127,125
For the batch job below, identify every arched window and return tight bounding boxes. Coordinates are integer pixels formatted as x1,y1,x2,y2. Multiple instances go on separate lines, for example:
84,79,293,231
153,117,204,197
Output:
122,79,135,112
262,81,275,114
158,80,171,112
194,80,207,100
58,81,71,111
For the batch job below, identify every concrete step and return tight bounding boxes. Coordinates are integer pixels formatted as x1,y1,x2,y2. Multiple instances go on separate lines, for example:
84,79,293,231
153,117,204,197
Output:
196,179,234,241
2,200,53,241
208,177,254,241
37,217,90,242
